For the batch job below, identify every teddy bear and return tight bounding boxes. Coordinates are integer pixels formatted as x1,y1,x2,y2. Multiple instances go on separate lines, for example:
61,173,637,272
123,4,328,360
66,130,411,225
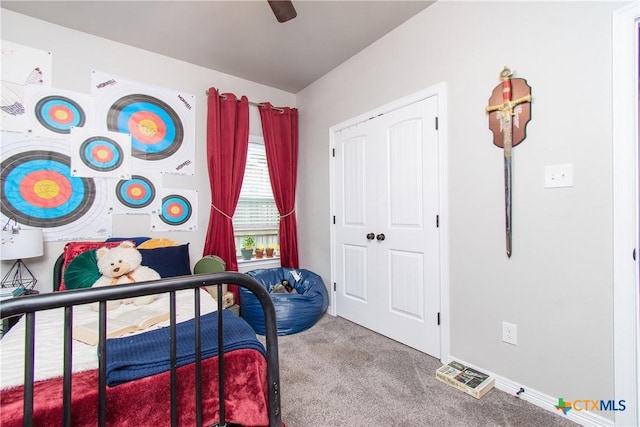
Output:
91,240,161,310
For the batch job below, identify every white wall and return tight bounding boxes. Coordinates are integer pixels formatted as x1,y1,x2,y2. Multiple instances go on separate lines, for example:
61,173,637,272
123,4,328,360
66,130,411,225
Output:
0,10,295,291
296,1,625,417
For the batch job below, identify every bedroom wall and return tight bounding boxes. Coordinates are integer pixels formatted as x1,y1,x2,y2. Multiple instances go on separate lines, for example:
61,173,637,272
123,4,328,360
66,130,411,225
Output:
296,0,625,419
0,9,296,291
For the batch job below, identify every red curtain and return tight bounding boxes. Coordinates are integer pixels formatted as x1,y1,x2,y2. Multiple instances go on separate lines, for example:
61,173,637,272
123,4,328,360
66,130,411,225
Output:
203,89,249,300
259,104,299,268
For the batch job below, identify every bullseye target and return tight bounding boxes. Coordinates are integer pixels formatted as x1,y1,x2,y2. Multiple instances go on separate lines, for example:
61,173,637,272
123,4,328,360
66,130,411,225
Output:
79,136,124,172
25,87,94,137
70,127,131,179
159,194,192,226
34,95,86,134
106,94,183,161
115,175,156,209
92,71,195,175
1,150,96,227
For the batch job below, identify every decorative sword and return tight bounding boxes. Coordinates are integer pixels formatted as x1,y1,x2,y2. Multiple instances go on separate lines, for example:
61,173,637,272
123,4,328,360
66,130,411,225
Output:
486,66,532,258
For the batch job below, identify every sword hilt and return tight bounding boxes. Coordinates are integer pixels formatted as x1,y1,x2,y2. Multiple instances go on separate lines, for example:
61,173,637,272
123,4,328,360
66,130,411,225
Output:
501,66,513,102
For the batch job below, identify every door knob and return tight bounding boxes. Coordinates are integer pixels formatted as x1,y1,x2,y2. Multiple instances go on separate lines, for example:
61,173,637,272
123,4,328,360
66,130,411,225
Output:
376,233,385,241
366,233,375,240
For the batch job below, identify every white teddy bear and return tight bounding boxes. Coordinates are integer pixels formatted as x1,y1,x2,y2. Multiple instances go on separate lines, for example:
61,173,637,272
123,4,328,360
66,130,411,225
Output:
92,240,161,310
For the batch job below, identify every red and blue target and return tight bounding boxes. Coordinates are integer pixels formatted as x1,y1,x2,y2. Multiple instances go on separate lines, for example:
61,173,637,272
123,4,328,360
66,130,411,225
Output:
106,95,183,161
79,136,124,172
0,150,95,227
115,175,155,209
159,194,192,226
35,96,86,134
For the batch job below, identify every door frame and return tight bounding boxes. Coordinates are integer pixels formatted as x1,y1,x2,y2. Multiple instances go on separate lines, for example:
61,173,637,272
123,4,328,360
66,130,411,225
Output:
329,83,449,363
613,2,639,426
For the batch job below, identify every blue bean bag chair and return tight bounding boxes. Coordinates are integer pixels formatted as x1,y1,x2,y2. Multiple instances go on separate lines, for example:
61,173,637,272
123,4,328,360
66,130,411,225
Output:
241,268,329,336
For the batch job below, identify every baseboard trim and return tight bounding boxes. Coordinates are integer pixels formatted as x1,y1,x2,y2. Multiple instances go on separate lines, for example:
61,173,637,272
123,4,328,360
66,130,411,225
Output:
451,358,614,427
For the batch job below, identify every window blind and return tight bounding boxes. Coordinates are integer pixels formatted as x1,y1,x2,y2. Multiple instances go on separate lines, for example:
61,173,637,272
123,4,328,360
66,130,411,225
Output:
234,141,279,230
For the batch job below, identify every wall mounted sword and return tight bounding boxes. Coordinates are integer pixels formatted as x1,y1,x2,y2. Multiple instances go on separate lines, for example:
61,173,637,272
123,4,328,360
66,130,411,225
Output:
486,66,532,258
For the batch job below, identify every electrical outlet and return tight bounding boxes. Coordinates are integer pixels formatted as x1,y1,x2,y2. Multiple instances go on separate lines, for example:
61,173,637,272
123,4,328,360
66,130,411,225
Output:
502,322,517,345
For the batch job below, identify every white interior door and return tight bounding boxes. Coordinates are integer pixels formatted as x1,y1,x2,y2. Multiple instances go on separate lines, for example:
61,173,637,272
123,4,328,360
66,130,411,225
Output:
373,97,440,356
333,121,380,329
334,95,441,357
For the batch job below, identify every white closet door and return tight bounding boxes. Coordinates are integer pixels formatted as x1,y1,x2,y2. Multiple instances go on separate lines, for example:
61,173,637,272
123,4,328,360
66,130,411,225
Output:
372,96,440,357
334,121,381,329
334,95,441,358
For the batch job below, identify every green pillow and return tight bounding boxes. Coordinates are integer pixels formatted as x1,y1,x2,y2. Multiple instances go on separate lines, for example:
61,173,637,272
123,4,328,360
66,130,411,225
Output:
63,249,102,290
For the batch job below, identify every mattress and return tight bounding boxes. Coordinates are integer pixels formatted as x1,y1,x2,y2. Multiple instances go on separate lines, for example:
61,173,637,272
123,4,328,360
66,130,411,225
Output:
0,288,216,389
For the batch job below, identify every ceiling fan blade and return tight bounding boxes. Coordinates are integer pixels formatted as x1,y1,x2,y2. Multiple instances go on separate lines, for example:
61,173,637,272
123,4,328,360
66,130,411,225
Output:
267,0,297,23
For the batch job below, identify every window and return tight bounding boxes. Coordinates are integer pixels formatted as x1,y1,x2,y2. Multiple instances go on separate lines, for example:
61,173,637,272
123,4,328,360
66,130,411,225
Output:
233,136,279,257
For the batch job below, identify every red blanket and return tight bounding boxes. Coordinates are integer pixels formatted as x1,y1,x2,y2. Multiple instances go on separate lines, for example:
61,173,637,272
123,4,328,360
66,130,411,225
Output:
0,348,270,427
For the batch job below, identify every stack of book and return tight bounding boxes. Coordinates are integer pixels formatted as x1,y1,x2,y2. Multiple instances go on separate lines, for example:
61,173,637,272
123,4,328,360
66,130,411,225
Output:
436,360,495,399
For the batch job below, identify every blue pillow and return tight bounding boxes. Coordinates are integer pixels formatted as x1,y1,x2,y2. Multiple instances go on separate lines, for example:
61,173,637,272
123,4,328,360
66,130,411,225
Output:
105,237,151,246
139,244,191,278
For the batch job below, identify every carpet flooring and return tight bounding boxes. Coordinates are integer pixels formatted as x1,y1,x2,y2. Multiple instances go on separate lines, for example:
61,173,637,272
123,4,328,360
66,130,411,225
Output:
272,314,579,427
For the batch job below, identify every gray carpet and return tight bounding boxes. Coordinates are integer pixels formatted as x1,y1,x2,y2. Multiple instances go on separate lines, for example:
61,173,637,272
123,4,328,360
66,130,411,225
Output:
270,314,578,427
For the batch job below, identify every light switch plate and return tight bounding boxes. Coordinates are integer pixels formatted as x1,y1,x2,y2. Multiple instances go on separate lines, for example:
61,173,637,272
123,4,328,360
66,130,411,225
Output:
545,164,573,188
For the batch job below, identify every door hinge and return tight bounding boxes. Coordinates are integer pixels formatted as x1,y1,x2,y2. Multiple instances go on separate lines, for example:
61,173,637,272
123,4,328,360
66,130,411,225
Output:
437,312,441,326
332,148,335,157
435,116,439,130
333,282,337,291
436,215,439,228
333,215,336,225
634,248,637,261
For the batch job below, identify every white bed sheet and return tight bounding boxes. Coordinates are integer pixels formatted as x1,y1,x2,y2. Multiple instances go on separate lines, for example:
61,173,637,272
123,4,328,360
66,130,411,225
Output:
0,288,217,389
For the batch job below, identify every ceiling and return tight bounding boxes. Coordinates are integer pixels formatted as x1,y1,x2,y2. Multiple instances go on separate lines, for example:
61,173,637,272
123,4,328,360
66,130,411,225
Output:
1,1,435,93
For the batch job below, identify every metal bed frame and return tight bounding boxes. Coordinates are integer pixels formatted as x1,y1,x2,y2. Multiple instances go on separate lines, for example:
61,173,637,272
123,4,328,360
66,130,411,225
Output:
0,272,282,427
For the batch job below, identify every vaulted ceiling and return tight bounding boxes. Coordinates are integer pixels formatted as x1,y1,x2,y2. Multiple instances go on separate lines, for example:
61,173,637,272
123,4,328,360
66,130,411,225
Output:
2,1,435,93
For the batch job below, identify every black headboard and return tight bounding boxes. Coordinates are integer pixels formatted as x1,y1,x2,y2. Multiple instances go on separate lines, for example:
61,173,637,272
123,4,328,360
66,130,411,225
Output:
52,254,64,292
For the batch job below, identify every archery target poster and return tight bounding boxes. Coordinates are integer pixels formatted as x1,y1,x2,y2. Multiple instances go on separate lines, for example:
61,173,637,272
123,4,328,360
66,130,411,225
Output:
91,71,195,176
1,40,52,133
24,86,94,137
70,127,132,180
109,173,162,215
151,189,197,232
0,131,112,241
1,55,199,238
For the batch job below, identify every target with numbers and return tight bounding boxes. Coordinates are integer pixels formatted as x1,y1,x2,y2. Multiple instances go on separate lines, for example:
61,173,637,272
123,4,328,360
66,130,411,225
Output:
0,132,111,241
1,150,94,226
92,71,195,175
107,94,183,160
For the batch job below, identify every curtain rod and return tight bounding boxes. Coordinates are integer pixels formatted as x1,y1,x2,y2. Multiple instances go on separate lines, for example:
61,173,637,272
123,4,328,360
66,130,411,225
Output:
205,90,285,113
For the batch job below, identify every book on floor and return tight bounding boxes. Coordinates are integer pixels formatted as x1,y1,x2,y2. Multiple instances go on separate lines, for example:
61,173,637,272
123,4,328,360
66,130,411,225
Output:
73,306,170,346
436,360,495,399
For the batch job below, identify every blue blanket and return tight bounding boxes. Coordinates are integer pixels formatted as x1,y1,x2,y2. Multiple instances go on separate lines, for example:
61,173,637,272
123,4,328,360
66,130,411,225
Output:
105,310,266,386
